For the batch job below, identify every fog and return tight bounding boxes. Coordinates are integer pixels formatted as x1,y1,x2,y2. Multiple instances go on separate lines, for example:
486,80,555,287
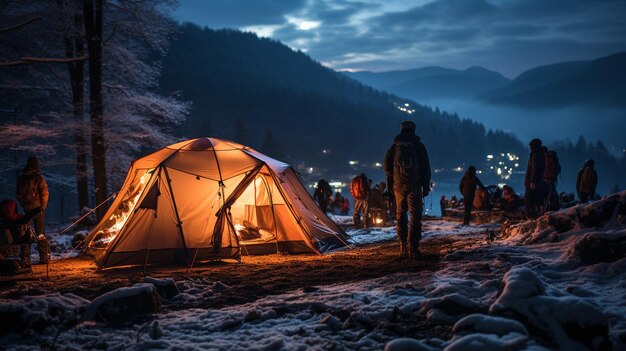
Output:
422,99,626,157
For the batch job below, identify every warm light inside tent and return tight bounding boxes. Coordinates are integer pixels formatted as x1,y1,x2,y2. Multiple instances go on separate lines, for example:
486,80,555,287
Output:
90,170,152,247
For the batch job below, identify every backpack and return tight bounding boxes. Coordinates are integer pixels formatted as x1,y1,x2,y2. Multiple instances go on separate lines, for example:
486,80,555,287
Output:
393,141,420,188
16,175,39,206
543,150,561,183
350,176,368,200
580,166,595,192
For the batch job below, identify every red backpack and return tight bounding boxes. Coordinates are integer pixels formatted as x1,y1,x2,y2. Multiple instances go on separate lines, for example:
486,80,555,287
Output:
350,175,368,200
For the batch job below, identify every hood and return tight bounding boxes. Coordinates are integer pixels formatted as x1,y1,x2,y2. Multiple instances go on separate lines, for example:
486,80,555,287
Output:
394,130,422,143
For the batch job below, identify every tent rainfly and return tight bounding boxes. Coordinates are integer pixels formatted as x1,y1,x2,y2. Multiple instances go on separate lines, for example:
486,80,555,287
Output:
83,138,349,269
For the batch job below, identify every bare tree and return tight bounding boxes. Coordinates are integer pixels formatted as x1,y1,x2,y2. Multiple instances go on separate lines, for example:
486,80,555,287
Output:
0,0,189,219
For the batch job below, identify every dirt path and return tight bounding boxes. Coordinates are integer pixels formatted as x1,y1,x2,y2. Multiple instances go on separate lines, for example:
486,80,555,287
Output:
0,232,486,311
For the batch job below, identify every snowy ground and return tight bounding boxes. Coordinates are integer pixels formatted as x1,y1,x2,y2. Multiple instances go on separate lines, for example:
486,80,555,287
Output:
1,192,625,350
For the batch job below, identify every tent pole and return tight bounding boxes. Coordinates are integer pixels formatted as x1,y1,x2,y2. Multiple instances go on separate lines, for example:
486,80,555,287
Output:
260,175,281,254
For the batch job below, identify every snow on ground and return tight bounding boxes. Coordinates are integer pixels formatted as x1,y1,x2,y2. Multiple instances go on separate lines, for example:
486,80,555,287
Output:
2,192,625,350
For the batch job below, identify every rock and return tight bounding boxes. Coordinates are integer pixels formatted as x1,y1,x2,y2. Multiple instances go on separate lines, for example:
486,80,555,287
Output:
489,267,611,350
573,231,626,264
384,338,434,351
244,310,261,322
419,293,487,324
453,314,528,336
444,333,529,351
83,283,160,323
144,277,179,299
319,314,342,331
0,293,89,335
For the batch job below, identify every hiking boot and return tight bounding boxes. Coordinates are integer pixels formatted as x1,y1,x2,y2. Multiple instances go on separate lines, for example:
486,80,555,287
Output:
400,243,408,258
409,246,420,259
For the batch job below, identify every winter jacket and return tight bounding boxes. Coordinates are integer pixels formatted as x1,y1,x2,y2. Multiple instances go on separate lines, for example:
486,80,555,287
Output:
16,167,48,210
576,165,598,196
524,148,545,190
313,180,333,204
459,172,485,199
384,131,431,192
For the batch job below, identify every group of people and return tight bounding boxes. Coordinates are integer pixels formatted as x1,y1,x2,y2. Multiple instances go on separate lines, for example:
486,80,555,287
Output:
312,179,350,215
0,157,50,268
440,138,599,225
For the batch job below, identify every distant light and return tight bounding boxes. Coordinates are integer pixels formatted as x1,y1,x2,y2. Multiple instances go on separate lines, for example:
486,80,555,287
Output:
375,162,382,167
500,153,505,157
487,154,493,160
349,160,359,166
329,181,345,188
497,168,502,175
308,167,314,173
514,163,519,168
404,103,409,107
322,149,329,154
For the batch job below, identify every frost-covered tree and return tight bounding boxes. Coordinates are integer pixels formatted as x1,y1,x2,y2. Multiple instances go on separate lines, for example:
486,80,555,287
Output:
0,0,189,219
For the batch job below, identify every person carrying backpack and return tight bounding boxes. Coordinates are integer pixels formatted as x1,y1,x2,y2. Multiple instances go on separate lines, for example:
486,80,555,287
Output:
16,156,50,264
577,159,598,202
542,147,562,211
524,139,545,219
459,166,486,225
350,173,370,228
384,121,431,259
313,178,333,213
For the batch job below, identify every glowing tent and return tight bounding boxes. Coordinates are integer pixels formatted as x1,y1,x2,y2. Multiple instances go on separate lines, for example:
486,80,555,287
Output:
83,138,348,269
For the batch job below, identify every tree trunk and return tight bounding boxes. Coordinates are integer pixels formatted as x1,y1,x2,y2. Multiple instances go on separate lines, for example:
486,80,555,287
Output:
83,0,108,219
64,3,89,211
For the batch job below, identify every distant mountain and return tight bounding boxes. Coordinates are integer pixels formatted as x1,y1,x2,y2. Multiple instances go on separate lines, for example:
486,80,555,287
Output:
480,52,626,108
345,66,511,101
159,23,525,177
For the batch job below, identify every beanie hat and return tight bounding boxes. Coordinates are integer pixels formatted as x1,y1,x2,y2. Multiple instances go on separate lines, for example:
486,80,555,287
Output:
401,120,416,132
26,156,40,171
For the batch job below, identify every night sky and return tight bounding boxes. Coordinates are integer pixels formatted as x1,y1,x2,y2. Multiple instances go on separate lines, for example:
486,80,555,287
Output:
174,0,626,78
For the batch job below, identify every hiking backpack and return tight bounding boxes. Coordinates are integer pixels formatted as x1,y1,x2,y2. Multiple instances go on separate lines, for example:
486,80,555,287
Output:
16,175,39,206
393,141,420,188
543,150,561,183
350,176,368,200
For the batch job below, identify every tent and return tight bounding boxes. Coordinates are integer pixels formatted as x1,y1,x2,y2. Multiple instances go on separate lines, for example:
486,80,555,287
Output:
83,137,349,269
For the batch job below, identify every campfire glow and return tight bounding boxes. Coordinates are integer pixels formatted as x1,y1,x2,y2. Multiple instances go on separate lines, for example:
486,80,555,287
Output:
90,171,152,247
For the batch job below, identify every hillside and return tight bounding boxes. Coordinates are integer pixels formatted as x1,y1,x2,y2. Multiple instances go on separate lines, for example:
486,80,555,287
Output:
159,24,525,177
480,52,626,108
346,66,511,101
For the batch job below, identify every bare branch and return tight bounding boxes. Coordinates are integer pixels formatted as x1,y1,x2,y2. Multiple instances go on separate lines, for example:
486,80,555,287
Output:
0,55,88,67
0,16,42,33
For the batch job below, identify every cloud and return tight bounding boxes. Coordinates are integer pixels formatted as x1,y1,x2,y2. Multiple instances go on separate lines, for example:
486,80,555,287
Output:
175,0,626,76
174,0,307,28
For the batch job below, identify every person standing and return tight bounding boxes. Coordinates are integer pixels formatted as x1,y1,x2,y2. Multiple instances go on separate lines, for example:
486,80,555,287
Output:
459,166,486,225
313,178,333,213
439,195,448,217
16,156,50,264
577,159,598,203
384,121,431,259
524,139,545,219
350,173,370,228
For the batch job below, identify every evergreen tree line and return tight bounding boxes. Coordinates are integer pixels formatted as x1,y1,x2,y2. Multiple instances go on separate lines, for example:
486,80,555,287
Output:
160,24,526,173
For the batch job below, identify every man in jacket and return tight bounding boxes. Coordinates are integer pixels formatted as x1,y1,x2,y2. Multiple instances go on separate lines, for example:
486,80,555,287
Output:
524,139,545,219
16,156,50,264
384,121,431,259
459,166,486,225
576,159,598,202
313,178,333,213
